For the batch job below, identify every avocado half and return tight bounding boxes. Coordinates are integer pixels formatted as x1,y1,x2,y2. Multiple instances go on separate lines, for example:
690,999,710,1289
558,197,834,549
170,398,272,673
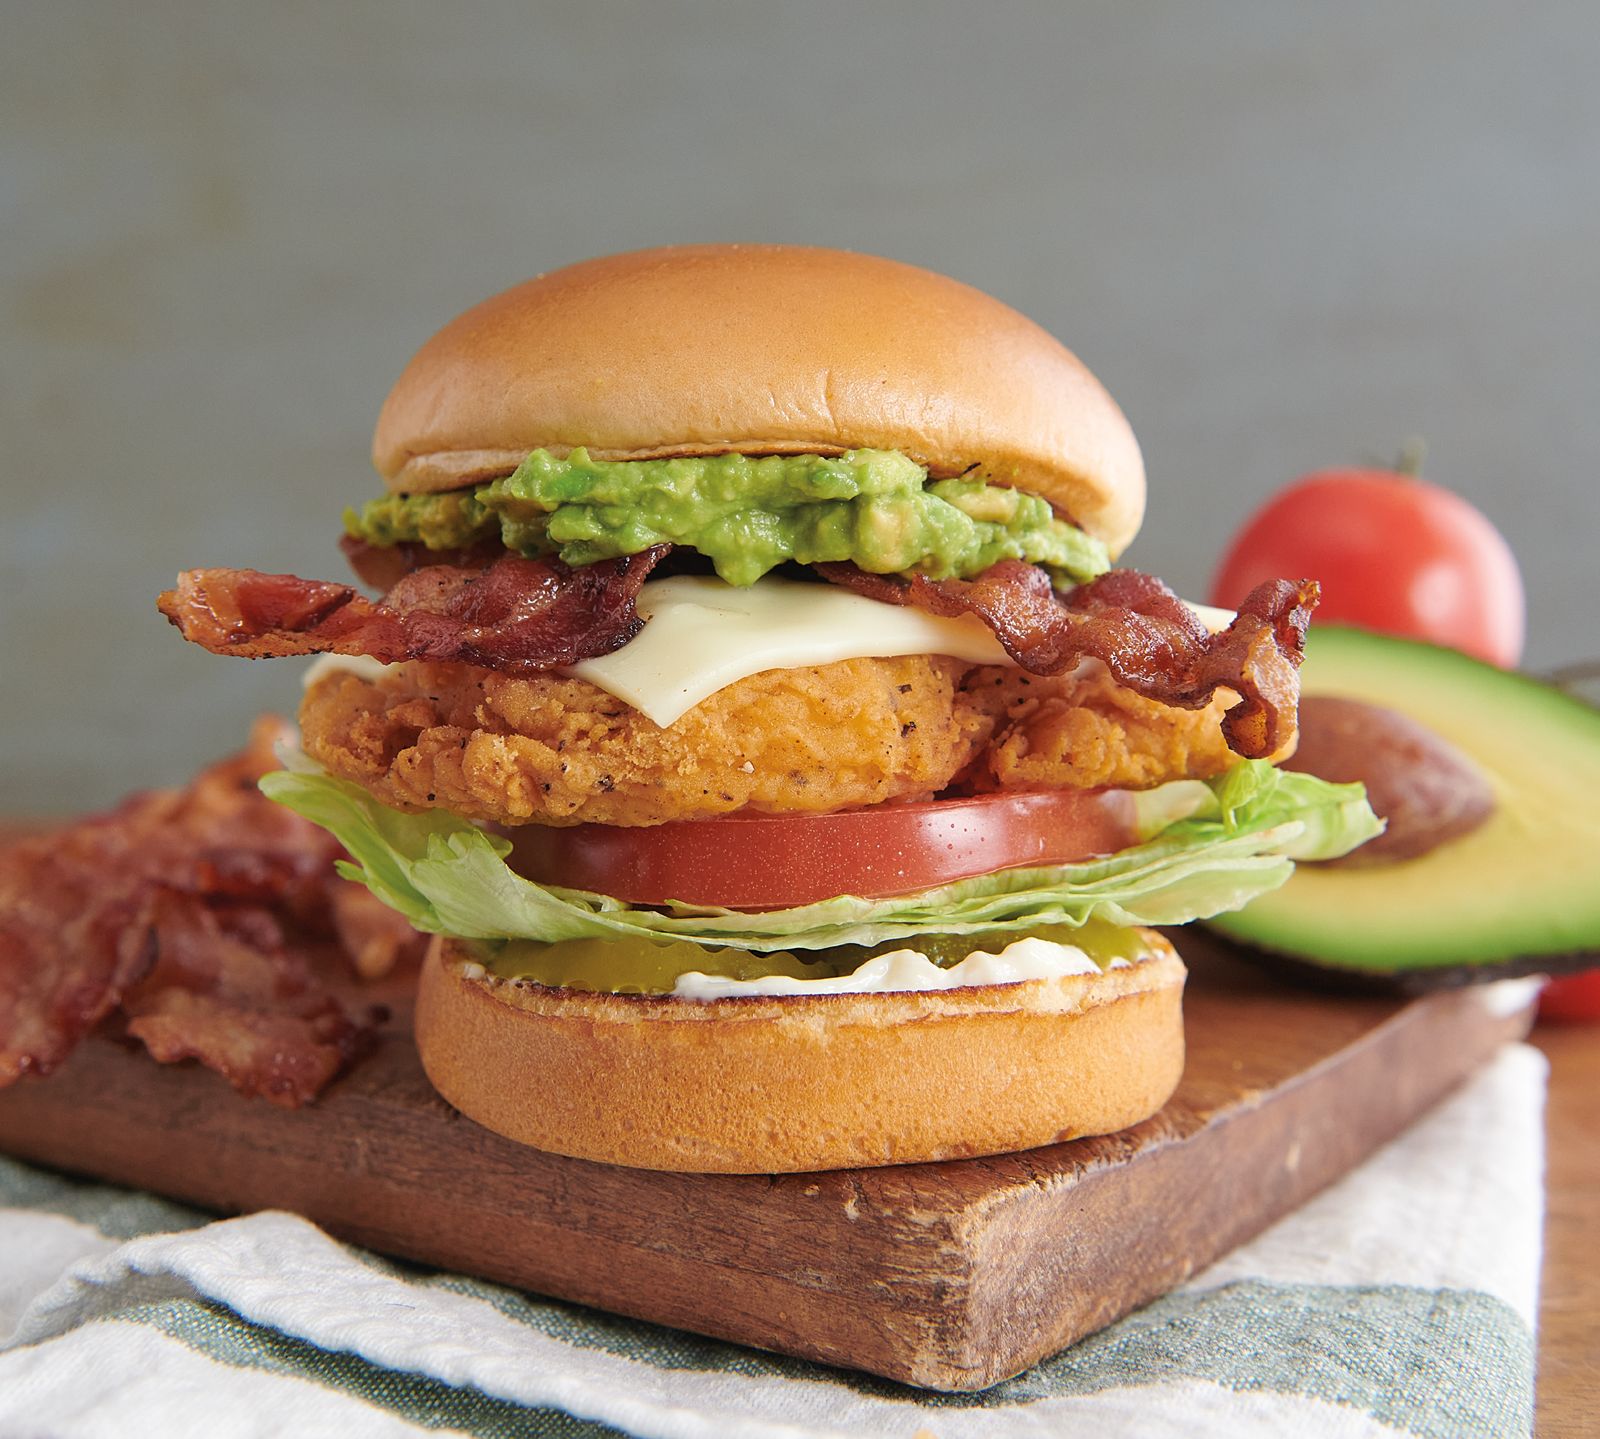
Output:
1209,625,1600,989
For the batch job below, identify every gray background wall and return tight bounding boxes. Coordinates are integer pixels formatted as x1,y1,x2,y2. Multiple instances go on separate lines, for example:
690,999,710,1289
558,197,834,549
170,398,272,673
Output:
4,2,1597,815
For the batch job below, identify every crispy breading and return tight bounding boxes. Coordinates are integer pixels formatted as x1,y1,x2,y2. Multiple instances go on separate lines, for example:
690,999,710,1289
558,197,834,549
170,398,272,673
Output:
959,662,1240,792
299,657,995,828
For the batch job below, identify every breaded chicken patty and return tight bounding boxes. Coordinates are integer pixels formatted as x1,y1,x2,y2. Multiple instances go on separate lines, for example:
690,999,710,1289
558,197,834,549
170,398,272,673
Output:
300,656,993,827
960,662,1240,792
301,649,1247,828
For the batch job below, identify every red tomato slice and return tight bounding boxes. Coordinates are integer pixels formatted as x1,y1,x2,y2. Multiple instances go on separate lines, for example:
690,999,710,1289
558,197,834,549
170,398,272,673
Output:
505,789,1138,911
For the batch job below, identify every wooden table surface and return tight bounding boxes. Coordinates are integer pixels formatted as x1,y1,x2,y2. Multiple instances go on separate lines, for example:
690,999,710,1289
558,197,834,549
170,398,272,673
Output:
1529,1023,1600,1439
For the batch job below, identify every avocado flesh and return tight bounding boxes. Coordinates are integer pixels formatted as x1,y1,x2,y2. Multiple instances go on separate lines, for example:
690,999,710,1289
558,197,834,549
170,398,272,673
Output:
1210,625,1600,973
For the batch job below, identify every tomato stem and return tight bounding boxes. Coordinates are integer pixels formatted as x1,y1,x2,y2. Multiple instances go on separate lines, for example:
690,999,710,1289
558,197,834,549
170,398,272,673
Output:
1394,436,1427,478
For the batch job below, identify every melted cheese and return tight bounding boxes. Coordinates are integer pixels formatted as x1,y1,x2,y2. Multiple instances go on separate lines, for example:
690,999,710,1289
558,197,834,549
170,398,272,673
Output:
567,575,1013,726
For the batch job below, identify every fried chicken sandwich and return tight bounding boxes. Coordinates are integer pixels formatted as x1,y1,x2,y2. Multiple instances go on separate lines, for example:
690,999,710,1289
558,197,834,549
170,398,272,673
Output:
159,245,1377,1172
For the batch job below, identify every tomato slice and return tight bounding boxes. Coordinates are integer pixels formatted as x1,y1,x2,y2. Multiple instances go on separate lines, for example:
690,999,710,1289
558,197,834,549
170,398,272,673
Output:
505,789,1138,911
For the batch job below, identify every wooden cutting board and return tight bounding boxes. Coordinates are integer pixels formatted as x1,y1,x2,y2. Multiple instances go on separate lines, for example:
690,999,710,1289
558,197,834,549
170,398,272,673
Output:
0,928,1530,1391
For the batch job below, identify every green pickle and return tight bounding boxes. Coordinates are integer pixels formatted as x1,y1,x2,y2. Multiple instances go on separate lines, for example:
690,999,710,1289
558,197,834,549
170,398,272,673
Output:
477,918,1146,995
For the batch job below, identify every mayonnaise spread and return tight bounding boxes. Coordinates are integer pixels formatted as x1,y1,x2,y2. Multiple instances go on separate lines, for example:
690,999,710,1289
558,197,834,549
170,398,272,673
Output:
670,935,1141,1000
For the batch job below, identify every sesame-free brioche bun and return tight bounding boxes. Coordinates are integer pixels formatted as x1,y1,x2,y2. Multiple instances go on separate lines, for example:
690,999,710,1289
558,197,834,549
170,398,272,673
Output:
373,245,1146,558
414,932,1185,1173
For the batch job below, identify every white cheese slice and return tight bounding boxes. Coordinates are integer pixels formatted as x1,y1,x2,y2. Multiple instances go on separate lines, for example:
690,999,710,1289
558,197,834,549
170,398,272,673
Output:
566,575,1014,727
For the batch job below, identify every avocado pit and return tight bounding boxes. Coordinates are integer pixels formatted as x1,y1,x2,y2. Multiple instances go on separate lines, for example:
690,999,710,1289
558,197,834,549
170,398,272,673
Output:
1286,697,1497,864
1285,695,1495,866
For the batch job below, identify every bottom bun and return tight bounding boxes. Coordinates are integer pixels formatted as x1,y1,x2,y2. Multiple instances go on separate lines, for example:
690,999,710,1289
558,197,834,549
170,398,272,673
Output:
414,933,1186,1173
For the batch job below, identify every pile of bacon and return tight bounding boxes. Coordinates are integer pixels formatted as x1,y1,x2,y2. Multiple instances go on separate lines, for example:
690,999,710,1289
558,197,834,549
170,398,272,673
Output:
158,547,1314,760
0,718,424,1107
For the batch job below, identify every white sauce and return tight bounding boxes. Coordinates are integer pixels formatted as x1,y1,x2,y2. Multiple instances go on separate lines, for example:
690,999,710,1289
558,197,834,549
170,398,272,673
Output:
670,935,1140,1000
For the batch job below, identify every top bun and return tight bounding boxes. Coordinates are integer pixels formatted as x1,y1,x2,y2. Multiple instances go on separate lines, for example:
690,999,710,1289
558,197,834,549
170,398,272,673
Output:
373,245,1145,557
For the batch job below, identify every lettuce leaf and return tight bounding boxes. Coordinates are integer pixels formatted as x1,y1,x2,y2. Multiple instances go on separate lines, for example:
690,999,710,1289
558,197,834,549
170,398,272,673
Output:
260,761,1379,953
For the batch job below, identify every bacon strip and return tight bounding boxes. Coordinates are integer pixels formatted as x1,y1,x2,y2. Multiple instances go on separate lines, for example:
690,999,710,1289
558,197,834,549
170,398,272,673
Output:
157,547,669,672
339,534,505,592
0,717,418,1104
819,562,1317,758
0,825,157,1083
121,890,374,1107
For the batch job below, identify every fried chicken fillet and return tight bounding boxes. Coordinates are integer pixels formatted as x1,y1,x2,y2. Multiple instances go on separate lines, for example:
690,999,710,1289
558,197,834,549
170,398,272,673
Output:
298,654,1241,827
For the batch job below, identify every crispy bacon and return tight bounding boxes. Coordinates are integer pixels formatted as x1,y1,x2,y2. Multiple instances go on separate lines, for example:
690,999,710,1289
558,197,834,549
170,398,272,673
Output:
0,717,420,1104
819,561,1317,759
157,547,669,671
121,890,375,1108
329,883,428,983
339,534,505,592
0,825,157,1083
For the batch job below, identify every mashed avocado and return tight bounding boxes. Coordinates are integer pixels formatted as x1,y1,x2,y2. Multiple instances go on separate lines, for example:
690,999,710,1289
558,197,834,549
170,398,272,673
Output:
480,920,1144,994
346,448,1110,588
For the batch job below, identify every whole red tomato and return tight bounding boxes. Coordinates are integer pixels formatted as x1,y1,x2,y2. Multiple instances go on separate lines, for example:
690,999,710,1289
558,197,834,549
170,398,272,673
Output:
1212,465,1597,1014
1208,469,1526,668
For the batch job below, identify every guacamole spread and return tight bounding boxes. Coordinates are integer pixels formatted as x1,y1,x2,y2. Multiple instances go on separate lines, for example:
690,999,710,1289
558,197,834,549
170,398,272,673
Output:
346,448,1110,588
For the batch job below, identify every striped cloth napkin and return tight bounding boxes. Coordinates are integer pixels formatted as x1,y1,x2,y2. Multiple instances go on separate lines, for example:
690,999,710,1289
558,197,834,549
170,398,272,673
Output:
0,1035,1544,1439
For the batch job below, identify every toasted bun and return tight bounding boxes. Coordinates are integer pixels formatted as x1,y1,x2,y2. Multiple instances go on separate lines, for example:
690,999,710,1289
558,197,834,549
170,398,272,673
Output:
414,933,1185,1173
373,245,1145,557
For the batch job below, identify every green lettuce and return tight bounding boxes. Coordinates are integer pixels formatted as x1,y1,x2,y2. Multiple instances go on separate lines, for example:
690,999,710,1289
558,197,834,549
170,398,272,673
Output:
261,761,1379,953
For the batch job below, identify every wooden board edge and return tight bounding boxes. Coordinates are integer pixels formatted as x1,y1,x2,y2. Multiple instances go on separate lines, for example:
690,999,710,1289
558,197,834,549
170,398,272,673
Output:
903,985,1534,1390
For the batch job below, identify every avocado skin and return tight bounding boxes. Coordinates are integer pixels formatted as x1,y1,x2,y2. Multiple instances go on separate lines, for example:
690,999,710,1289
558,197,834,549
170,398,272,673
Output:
1224,942,1599,996
1210,625,1600,981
